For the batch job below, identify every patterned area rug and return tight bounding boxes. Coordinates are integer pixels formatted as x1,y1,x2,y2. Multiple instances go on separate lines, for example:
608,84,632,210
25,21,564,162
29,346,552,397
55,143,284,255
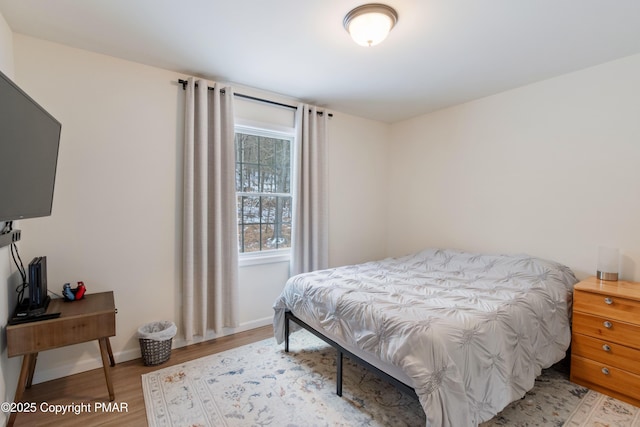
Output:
142,329,638,426
564,391,640,426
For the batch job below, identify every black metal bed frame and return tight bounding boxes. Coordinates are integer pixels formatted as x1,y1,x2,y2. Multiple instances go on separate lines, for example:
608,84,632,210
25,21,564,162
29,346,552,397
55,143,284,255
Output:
284,310,418,399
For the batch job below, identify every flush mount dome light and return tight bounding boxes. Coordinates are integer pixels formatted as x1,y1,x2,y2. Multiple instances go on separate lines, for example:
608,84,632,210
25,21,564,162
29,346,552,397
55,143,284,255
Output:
343,3,398,47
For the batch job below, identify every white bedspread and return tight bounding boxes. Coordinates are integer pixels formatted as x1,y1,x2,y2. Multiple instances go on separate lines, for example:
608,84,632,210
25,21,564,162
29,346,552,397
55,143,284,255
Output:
273,248,577,426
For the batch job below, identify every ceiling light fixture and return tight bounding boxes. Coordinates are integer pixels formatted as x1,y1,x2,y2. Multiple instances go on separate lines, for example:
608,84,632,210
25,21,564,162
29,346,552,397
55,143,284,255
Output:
343,3,398,47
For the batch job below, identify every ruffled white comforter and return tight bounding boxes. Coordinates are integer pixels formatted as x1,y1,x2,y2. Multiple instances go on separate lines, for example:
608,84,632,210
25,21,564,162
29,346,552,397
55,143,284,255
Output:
273,248,577,426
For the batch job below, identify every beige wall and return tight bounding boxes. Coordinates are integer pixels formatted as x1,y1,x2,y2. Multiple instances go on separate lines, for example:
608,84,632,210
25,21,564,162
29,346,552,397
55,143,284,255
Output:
0,9,21,425
329,113,390,266
13,34,185,382
0,11,12,76
9,20,640,390
12,34,390,383
388,54,640,281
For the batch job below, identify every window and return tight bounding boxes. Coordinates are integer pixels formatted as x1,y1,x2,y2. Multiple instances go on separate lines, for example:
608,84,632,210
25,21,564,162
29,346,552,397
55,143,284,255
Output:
235,126,293,255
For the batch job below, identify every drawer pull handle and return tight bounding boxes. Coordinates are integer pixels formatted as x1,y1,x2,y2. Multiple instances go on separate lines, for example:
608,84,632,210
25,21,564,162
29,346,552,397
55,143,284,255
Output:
602,367,610,375
604,297,613,305
603,321,612,329
603,344,611,352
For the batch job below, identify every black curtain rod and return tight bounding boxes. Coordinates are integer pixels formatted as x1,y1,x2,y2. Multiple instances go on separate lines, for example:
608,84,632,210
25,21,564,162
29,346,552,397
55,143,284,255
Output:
177,79,332,117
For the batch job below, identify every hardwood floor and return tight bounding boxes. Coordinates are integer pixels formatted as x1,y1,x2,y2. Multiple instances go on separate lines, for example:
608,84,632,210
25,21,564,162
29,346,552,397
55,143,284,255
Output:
11,325,274,426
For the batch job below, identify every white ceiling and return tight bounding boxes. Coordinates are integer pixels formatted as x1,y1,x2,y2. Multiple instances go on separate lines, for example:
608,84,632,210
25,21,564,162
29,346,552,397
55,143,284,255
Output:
1,0,640,123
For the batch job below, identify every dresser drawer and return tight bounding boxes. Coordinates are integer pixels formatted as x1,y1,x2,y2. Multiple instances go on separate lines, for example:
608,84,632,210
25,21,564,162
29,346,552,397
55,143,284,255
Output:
574,289,640,324
572,311,640,348
571,333,640,375
570,355,640,402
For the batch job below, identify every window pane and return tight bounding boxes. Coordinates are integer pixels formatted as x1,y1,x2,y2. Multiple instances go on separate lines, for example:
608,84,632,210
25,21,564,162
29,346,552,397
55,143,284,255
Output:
238,196,260,224
276,139,290,193
240,224,261,253
260,138,275,166
281,196,292,223
261,196,276,223
261,224,273,249
262,223,290,250
280,223,291,249
238,134,259,163
235,129,293,253
260,165,275,192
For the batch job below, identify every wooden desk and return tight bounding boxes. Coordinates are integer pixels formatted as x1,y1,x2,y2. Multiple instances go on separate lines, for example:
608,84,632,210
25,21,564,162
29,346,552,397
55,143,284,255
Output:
6,291,116,426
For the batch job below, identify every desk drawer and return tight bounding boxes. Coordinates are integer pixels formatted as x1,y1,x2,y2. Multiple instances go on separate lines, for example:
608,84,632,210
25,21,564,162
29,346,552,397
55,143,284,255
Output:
572,312,640,348
573,290,640,324
7,312,115,356
571,333,640,375
570,355,640,402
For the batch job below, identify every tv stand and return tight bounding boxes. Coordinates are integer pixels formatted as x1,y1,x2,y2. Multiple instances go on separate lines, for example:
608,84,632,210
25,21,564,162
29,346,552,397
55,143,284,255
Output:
6,291,117,427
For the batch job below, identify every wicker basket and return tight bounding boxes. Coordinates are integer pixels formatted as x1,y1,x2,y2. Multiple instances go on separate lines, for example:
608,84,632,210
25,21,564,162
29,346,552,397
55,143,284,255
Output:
139,337,173,366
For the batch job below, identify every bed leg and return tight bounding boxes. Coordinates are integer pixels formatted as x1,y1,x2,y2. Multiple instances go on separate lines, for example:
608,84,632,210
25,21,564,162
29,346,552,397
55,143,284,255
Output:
284,313,290,353
337,350,343,397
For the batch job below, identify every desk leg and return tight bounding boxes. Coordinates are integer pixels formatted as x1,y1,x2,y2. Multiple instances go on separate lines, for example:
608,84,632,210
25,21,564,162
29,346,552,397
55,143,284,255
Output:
105,336,115,367
98,338,115,401
8,353,35,427
26,352,38,388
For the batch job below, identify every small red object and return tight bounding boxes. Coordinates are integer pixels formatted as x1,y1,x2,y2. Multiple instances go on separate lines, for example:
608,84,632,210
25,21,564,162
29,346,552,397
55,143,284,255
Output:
75,281,86,299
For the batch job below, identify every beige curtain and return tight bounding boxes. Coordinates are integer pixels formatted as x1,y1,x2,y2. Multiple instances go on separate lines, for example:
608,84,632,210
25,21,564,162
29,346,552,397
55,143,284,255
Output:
290,104,329,276
183,77,239,339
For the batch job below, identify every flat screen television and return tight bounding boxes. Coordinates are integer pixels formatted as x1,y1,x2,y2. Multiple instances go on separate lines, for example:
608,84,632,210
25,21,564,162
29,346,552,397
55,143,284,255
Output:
0,69,61,222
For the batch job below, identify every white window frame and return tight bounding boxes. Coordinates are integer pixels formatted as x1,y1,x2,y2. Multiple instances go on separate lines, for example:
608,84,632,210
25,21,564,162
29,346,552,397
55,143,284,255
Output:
235,120,295,266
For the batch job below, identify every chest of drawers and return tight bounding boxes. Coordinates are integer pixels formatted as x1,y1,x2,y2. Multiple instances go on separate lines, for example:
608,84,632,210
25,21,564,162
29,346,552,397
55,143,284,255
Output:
570,277,640,407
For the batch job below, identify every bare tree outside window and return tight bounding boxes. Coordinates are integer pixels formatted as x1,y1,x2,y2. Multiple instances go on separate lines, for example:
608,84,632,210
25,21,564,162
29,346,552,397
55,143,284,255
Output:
235,129,292,253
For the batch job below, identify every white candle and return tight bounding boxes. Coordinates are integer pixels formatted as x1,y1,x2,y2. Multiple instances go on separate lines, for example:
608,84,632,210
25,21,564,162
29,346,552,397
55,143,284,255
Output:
597,246,619,281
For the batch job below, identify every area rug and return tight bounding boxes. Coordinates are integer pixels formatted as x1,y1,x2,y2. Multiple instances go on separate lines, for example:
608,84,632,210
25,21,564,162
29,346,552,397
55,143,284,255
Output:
563,390,640,427
142,329,637,426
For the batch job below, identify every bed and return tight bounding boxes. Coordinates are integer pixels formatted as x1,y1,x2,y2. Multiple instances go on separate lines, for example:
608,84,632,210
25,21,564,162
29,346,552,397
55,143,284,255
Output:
273,248,577,426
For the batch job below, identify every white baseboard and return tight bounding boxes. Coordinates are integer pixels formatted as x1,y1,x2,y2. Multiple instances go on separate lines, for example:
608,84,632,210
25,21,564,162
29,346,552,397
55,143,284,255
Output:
172,316,273,348
31,316,274,385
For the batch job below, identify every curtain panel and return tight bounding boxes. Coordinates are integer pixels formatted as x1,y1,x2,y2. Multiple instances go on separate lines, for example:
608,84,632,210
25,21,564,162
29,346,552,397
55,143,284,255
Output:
290,104,329,276
183,78,239,339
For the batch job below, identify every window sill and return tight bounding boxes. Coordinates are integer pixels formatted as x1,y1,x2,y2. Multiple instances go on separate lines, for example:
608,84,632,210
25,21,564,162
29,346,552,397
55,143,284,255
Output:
239,250,291,267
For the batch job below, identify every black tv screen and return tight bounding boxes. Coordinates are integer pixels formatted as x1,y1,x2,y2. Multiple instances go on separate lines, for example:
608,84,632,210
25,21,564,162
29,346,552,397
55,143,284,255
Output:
0,69,61,222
